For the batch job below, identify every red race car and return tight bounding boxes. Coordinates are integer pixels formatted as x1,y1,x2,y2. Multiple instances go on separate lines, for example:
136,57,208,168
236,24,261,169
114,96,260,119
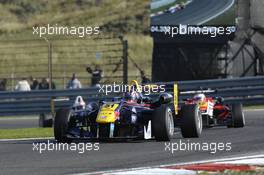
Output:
184,93,245,128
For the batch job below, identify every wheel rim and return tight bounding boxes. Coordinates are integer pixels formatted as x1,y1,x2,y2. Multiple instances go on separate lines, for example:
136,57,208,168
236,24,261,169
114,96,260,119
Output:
166,108,174,137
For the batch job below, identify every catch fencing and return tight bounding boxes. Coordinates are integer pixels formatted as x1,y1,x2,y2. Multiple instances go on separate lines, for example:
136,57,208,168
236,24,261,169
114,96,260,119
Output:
0,36,128,90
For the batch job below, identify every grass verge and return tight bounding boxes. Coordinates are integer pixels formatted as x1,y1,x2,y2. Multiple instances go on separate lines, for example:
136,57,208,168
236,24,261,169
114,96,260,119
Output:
0,0,152,88
0,128,53,139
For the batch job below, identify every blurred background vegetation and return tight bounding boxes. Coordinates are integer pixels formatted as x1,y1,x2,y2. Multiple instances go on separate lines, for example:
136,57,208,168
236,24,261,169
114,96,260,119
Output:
0,0,153,89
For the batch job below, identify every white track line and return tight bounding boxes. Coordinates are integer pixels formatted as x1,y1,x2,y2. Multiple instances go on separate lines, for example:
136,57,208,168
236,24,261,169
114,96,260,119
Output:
197,0,235,25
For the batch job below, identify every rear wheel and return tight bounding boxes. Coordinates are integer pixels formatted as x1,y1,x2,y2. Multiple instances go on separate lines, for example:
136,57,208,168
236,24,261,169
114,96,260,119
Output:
54,109,72,143
152,105,174,141
181,104,202,138
232,104,245,128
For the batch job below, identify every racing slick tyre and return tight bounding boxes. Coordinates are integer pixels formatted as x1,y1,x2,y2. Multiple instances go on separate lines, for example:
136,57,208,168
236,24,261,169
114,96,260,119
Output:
54,108,72,143
99,124,110,138
152,105,174,141
181,104,202,138
232,103,245,128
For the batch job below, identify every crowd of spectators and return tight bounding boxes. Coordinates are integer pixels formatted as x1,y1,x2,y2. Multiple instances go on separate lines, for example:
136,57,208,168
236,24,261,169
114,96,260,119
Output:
0,73,87,92
0,64,151,91
14,77,56,91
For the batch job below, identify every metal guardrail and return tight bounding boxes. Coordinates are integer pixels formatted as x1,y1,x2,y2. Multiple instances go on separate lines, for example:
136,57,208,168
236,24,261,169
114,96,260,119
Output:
0,76,263,116
160,76,264,90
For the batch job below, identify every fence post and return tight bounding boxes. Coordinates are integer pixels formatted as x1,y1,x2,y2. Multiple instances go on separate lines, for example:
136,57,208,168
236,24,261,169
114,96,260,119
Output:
123,39,128,84
63,64,66,89
11,72,14,91
44,38,53,90
48,42,53,90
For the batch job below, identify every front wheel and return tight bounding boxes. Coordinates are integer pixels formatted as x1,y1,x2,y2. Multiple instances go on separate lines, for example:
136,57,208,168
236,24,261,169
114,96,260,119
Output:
152,105,174,141
54,108,72,143
98,124,110,138
181,104,202,138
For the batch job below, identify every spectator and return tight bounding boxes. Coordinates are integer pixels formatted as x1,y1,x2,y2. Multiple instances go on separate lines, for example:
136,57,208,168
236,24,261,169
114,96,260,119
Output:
15,78,31,91
0,78,7,91
67,73,82,89
140,70,151,84
39,78,56,90
86,64,103,87
29,76,39,90
38,78,49,90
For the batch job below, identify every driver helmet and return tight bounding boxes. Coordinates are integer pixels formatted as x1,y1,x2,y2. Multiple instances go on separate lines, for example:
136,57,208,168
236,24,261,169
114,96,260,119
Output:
216,97,224,104
193,93,206,101
73,96,86,110
124,91,140,101
124,84,141,101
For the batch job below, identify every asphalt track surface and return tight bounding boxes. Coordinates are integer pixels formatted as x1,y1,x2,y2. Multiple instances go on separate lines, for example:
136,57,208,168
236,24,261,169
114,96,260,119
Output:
0,110,263,175
151,0,234,25
0,117,38,129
